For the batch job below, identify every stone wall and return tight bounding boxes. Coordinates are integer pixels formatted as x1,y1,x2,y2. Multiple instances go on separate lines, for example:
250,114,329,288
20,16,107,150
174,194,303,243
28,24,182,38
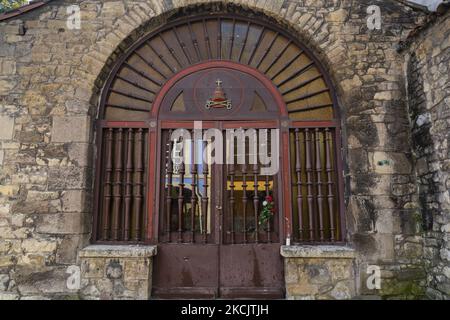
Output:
403,10,450,300
0,0,436,299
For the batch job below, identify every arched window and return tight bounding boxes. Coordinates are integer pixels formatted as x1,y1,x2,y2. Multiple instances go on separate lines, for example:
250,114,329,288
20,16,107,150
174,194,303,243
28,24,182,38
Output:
93,14,345,246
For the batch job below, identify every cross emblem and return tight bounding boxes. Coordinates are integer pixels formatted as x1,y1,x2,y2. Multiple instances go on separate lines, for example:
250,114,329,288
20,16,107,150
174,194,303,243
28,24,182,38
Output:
205,78,232,110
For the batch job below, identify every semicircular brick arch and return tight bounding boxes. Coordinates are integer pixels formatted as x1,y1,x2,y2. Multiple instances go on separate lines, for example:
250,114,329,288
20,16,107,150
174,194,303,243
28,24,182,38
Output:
100,13,336,122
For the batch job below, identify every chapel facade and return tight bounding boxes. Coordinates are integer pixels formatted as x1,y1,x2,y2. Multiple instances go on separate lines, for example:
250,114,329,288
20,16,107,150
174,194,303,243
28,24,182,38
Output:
0,0,449,300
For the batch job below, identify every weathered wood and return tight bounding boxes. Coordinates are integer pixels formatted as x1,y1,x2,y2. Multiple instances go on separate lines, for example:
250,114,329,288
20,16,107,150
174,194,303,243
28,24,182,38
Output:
325,128,336,242
314,128,325,241
294,129,304,242
102,128,114,240
305,128,314,241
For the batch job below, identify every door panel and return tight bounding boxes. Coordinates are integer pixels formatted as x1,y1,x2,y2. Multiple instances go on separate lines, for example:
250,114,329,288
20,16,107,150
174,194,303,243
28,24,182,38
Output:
152,244,219,299
219,244,284,299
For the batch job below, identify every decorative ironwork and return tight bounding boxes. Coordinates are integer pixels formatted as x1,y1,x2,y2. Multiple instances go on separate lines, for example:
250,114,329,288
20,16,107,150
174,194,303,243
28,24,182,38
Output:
205,79,232,110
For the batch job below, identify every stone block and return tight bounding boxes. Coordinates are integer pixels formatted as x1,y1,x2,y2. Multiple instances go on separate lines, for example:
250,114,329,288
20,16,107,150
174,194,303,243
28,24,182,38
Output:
0,255,14,268
326,9,348,23
124,259,151,281
0,185,19,197
26,191,59,202
0,80,16,95
81,258,106,279
16,267,75,296
375,210,401,234
51,116,90,143
281,245,356,259
48,167,92,190
0,293,19,300
369,152,412,174
0,60,16,75
281,246,356,300
78,245,157,300
101,1,126,16
61,190,90,212
328,280,355,300
36,212,89,235
22,239,57,253
56,234,88,264
0,116,15,140
68,143,91,167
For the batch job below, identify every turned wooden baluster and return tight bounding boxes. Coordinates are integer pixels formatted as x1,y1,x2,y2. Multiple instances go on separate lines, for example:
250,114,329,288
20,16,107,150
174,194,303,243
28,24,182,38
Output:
177,137,185,243
134,129,144,241
166,130,173,242
315,128,325,242
242,163,248,244
253,163,259,243
123,129,133,241
305,129,315,242
190,131,198,243
295,129,304,242
102,128,114,241
112,129,124,241
201,139,209,244
229,163,236,244
325,128,336,242
265,175,271,243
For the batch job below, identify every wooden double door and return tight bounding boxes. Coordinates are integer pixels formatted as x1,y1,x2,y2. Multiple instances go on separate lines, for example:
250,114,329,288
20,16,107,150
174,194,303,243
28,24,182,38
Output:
152,121,285,299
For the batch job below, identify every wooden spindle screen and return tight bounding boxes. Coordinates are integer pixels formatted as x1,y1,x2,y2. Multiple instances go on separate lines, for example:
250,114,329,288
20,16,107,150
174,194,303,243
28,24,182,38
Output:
160,130,213,244
159,130,279,244
290,127,341,243
223,164,278,244
95,126,149,243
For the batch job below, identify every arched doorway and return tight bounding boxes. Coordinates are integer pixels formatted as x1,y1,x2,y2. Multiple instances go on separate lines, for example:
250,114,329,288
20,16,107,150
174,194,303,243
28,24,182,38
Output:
92,14,345,299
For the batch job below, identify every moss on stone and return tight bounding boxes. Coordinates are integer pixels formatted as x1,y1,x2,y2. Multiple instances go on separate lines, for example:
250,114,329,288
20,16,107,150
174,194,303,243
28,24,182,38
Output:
380,279,425,299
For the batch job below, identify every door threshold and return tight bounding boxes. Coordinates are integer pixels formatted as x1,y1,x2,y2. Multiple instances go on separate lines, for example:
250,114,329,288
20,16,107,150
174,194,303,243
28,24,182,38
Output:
152,287,285,300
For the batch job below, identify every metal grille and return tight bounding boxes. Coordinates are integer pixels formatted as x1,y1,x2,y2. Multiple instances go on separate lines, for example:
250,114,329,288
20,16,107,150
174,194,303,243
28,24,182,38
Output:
94,127,149,243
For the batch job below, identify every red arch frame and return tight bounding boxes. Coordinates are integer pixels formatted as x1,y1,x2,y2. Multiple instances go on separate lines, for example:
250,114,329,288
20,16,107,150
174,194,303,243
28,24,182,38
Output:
148,61,292,242
151,60,288,118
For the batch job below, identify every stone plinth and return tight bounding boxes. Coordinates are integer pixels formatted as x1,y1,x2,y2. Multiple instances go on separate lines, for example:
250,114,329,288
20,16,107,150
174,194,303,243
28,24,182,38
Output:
281,245,357,300
78,245,157,300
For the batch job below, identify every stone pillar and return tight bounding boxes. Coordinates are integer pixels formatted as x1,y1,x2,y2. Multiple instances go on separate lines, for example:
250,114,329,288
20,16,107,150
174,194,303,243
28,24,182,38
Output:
281,245,357,300
78,245,157,300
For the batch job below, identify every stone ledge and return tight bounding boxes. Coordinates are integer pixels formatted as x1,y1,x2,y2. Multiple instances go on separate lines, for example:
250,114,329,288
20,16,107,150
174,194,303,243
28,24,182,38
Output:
280,245,356,259
78,245,157,258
